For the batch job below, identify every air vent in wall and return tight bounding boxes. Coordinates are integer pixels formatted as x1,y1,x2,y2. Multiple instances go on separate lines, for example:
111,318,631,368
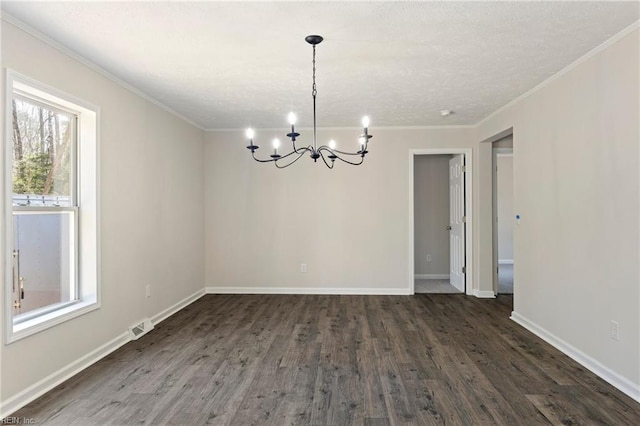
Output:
128,318,154,340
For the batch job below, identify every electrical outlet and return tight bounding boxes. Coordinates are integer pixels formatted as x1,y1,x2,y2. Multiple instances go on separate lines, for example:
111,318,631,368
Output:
300,263,308,273
426,254,432,262
145,285,151,298
610,321,619,341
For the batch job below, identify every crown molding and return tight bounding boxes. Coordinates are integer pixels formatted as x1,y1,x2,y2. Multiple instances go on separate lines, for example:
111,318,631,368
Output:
205,124,474,132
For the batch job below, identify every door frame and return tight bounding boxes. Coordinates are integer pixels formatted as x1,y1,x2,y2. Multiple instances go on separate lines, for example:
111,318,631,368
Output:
409,148,473,295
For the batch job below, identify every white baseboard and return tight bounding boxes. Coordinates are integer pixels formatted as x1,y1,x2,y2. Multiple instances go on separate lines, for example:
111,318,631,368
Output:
205,286,411,295
511,312,640,403
0,288,205,419
498,259,514,265
473,289,496,298
415,274,450,280
0,332,129,418
151,288,205,325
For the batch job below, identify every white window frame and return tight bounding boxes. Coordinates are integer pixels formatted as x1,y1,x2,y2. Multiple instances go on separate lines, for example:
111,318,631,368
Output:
3,69,100,343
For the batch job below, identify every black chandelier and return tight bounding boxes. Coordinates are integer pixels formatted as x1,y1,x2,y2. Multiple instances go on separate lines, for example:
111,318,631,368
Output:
245,35,372,169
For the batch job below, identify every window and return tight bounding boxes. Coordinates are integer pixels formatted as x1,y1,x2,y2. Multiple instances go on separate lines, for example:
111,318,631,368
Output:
5,71,99,342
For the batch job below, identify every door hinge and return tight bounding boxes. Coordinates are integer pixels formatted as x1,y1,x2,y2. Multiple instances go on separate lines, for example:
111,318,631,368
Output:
462,215,467,223
462,165,467,172
497,266,499,274
462,266,466,274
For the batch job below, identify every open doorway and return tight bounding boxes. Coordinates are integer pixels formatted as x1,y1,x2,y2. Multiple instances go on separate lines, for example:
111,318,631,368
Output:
492,137,514,295
413,155,457,293
410,149,473,295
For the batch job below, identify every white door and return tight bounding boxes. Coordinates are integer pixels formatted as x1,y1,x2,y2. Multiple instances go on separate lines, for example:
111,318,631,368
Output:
449,155,466,292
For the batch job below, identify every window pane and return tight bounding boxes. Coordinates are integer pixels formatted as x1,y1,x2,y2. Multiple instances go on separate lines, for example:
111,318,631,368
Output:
12,97,73,207
12,211,76,318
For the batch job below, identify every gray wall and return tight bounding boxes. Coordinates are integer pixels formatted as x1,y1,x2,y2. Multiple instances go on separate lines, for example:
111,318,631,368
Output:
414,155,450,276
476,28,639,392
204,128,473,292
1,21,206,401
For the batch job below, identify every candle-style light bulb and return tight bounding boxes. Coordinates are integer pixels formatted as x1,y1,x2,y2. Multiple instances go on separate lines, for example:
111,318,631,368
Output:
288,112,297,126
272,138,281,150
362,116,370,128
329,139,336,150
246,128,255,140
359,137,366,147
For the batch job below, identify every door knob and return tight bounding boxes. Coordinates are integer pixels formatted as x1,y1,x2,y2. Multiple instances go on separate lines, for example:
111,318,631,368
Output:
446,225,452,230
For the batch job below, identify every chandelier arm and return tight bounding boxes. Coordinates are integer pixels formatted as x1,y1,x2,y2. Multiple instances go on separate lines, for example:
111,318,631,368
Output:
333,152,365,166
318,150,335,169
284,146,313,158
331,148,367,156
251,153,279,163
317,146,364,165
274,150,308,169
290,140,309,154
318,145,368,157
251,146,312,163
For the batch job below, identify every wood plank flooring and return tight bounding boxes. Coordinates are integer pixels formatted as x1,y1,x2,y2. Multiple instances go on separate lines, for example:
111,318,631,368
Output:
10,294,640,425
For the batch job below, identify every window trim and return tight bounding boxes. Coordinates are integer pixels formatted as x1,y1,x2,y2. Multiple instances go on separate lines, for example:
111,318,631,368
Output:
4,69,101,344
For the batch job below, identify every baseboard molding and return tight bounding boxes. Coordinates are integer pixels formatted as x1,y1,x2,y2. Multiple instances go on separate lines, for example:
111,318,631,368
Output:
498,259,514,265
0,288,206,419
415,274,450,280
0,331,129,419
473,289,496,298
205,286,411,295
151,288,206,325
511,312,640,403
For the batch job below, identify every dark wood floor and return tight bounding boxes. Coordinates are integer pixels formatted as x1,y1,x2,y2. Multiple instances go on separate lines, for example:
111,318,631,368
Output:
11,294,640,425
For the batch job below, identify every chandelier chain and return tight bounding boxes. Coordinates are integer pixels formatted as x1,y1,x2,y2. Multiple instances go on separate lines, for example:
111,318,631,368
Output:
312,44,317,98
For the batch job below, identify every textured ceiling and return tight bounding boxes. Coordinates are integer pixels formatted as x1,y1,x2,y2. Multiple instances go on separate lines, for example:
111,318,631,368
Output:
2,1,638,129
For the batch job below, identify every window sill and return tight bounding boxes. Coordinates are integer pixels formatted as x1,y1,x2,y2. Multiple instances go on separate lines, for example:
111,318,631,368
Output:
7,299,99,344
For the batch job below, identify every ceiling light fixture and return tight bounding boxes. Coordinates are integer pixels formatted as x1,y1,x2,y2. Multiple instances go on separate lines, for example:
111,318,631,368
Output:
245,35,372,169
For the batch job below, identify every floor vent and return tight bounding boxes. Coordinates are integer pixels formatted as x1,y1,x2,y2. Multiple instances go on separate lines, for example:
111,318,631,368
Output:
128,318,154,340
